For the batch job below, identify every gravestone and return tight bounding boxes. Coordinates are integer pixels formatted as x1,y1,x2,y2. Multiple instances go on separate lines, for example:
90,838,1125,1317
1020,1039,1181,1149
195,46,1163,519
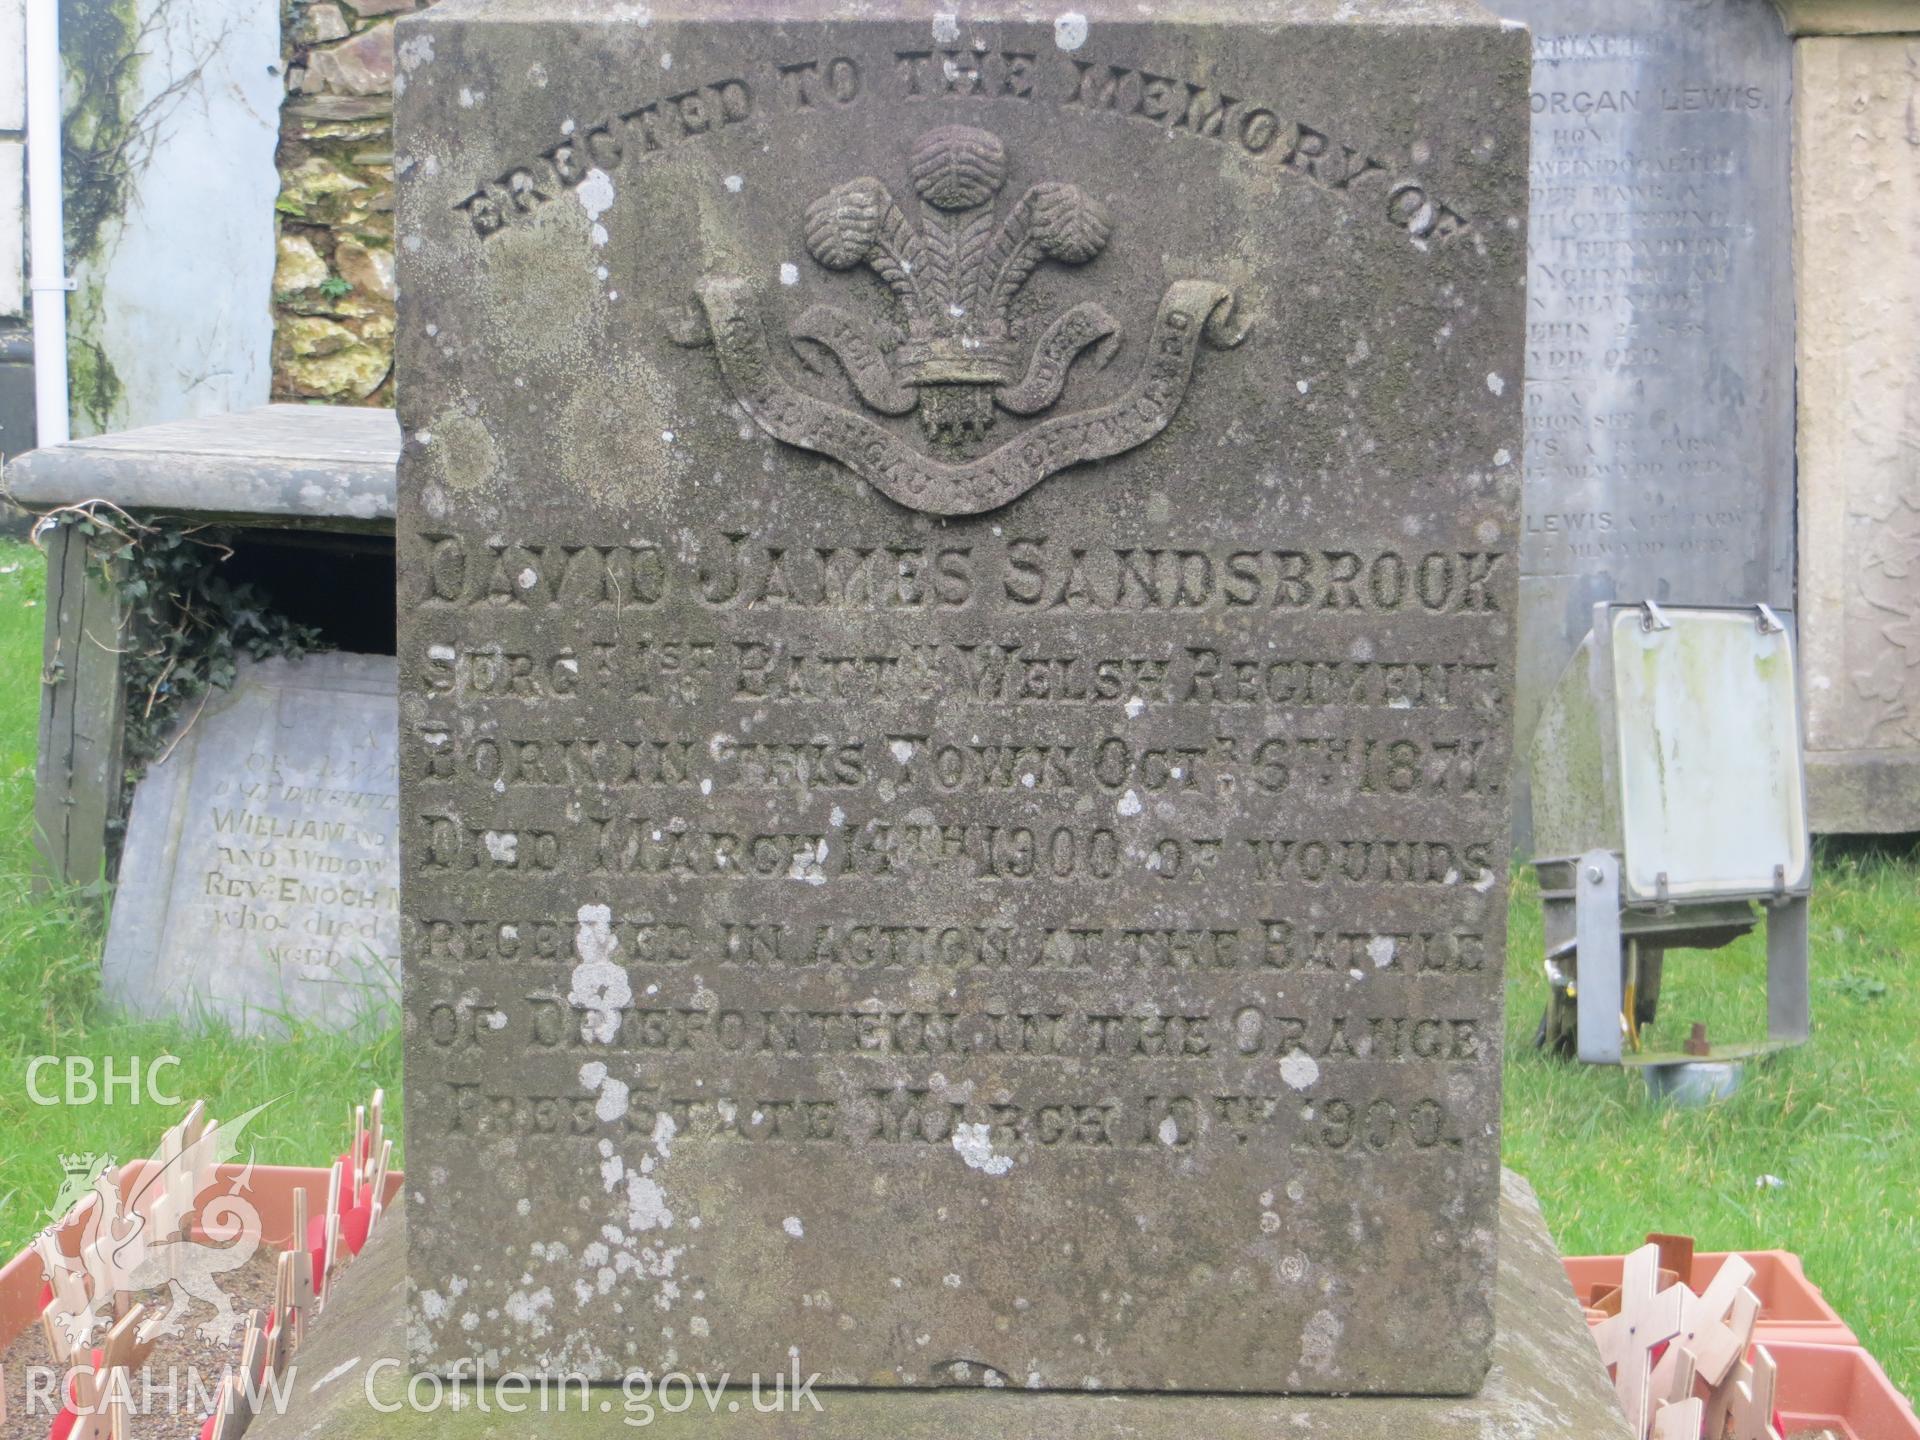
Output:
397,0,1526,1394
103,652,400,1033
1498,0,1794,844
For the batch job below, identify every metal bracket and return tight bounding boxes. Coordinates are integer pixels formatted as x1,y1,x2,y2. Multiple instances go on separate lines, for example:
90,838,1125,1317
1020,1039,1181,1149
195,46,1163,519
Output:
29,275,78,293
1639,599,1673,632
1756,603,1786,635
1767,897,1810,1047
1575,849,1624,1064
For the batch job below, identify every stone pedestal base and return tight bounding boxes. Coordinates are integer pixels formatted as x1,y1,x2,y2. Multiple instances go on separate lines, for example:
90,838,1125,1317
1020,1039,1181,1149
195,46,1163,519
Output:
1807,750,1920,836
251,1171,1630,1440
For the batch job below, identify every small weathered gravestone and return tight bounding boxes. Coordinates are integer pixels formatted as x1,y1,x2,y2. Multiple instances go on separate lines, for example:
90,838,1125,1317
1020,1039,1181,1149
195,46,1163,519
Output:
1497,0,1795,841
397,0,1526,1395
103,652,399,1034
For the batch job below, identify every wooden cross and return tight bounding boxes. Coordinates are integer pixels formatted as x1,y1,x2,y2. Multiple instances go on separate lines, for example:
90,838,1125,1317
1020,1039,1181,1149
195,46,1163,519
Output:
370,1139,393,1227
1652,1397,1705,1439
1705,1344,1782,1440
237,1309,266,1401
77,1230,126,1316
1653,1255,1759,1397
112,1303,159,1374
66,1304,154,1440
253,1285,297,1386
272,1256,291,1337
39,1306,71,1368
321,1160,345,1307
369,1089,386,1199
1591,1244,1684,1437
62,1376,120,1440
208,1375,249,1440
326,1210,344,1299
178,1116,222,1206
270,1300,296,1379
1647,1233,1696,1285
291,1188,316,1314
1663,1343,1698,1410
137,1110,188,1223
36,1234,90,1364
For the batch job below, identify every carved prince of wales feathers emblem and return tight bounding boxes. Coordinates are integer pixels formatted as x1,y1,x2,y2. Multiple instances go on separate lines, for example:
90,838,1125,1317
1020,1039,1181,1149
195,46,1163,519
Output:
687,125,1247,516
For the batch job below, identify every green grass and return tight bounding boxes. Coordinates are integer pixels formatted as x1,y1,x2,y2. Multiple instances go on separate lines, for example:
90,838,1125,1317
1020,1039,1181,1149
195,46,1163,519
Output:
0,536,1912,1398
1505,846,1920,1399
0,539,400,1254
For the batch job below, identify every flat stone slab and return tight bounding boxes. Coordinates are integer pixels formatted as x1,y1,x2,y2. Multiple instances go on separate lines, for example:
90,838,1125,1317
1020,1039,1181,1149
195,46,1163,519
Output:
396,0,1527,1393
255,1171,1630,1440
102,652,400,1034
5,403,399,526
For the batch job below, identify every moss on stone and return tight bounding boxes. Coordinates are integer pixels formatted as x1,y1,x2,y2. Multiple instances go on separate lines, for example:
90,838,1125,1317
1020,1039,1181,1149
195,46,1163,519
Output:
59,0,144,267
66,332,125,434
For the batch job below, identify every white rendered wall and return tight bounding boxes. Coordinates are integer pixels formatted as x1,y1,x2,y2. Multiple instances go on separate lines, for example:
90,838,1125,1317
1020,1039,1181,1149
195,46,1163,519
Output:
67,0,282,434
1,0,24,319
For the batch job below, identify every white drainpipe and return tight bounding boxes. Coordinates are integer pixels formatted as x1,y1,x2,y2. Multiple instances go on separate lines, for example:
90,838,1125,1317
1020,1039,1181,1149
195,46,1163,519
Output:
25,0,69,447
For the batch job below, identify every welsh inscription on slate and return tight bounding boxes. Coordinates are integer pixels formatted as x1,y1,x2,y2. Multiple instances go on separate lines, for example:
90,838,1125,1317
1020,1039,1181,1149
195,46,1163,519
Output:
1499,0,1794,832
397,3,1526,1395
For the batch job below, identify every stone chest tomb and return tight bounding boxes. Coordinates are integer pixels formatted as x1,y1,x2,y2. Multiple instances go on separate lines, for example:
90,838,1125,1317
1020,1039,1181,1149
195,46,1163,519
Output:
396,0,1527,1396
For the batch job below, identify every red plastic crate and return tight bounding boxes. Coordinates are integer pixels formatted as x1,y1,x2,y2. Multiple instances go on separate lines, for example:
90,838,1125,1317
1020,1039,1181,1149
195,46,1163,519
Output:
1564,1249,1858,1346
1769,1341,1920,1440
0,1163,400,1343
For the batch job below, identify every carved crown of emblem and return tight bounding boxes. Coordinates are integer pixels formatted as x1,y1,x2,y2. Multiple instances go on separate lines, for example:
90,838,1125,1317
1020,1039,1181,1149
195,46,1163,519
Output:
803,125,1112,444
686,124,1246,517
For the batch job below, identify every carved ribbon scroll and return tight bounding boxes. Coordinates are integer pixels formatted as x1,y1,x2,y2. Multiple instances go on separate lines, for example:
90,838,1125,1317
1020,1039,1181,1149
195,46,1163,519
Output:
696,277,1243,518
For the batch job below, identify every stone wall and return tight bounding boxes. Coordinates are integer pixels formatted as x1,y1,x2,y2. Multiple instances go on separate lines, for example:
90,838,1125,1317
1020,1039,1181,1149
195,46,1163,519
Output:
272,0,416,404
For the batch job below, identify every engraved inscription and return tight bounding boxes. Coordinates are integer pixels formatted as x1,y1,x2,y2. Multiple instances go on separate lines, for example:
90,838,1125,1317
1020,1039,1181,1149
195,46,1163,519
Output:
1500,0,1793,838
205,744,398,979
404,520,1513,1172
455,50,1477,247
398,5,1524,1391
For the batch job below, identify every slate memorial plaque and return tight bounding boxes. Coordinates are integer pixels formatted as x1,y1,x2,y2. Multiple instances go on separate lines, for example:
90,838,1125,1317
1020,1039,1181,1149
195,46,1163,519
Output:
396,0,1526,1394
102,653,400,1034
1499,0,1795,837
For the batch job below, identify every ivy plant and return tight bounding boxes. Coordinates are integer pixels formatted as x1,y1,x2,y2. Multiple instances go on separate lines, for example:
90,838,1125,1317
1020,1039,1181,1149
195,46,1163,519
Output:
45,506,327,840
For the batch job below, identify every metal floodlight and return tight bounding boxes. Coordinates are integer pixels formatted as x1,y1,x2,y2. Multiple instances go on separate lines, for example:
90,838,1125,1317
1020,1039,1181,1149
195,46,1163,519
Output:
1528,602,1812,1068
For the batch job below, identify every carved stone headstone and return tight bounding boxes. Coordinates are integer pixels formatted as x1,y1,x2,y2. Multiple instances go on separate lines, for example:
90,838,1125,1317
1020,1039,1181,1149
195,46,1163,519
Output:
1499,0,1795,842
102,653,399,1034
396,0,1526,1394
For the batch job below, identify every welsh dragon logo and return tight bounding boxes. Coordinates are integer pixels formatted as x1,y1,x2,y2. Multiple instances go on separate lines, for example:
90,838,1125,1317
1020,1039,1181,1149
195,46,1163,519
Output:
685,124,1247,516
36,1101,275,1348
